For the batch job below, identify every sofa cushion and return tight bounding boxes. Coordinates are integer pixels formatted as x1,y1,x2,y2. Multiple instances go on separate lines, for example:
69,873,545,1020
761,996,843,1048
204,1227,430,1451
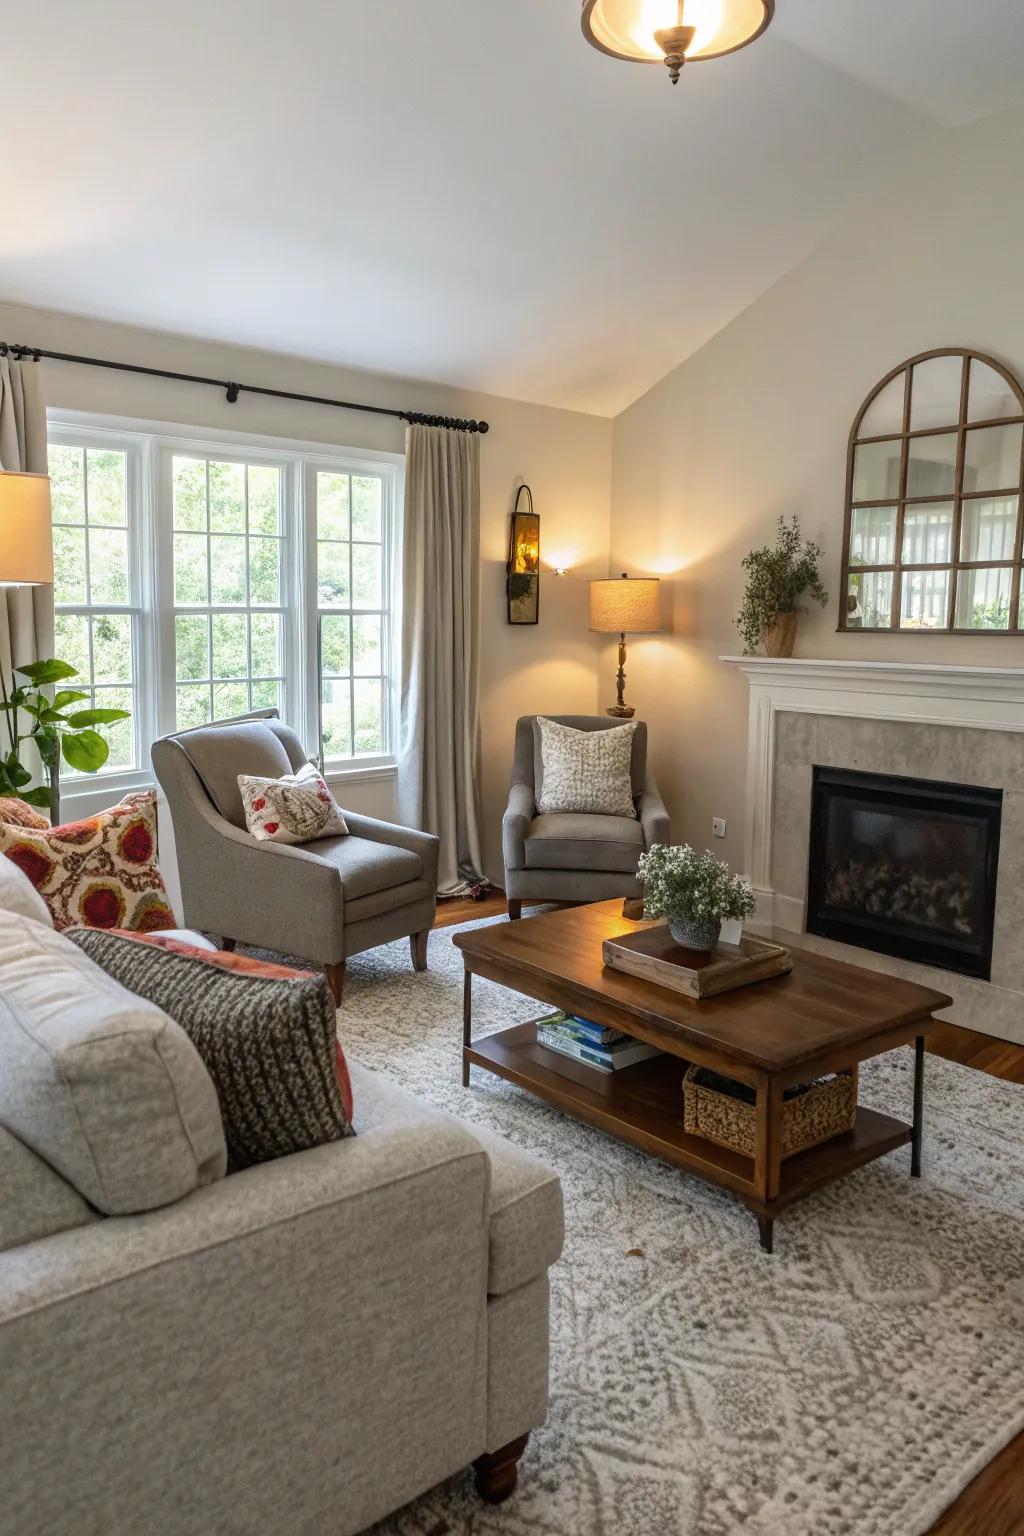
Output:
524,811,644,874
535,716,638,819
104,931,353,1118
0,914,227,1215
0,1125,99,1254
176,719,294,829
0,844,53,927
349,1063,564,1295
0,791,175,933
68,929,354,1170
312,835,423,900
239,762,349,845
0,796,50,830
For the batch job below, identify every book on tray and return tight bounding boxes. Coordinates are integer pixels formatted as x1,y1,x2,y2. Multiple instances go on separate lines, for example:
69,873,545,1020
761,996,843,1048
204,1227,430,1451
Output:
535,1010,662,1074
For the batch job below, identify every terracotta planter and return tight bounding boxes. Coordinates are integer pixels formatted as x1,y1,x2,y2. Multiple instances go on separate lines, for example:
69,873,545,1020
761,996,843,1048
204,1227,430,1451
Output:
762,610,799,657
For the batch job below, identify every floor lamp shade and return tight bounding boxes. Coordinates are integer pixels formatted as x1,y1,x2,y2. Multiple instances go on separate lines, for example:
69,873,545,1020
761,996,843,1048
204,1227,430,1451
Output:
589,575,661,634
0,472,53,586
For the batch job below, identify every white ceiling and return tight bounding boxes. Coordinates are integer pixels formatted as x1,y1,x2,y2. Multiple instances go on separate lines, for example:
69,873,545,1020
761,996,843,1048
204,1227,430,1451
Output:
3,1,1024,417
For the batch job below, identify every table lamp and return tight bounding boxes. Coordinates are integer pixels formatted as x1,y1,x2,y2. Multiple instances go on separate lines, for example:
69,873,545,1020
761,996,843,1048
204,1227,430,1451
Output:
0,472,53,586
589,571,661,718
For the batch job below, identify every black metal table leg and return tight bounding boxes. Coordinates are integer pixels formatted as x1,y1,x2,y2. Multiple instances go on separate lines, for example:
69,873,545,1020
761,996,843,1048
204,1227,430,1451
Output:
757,1215,774,1254
462,970,472,1087
911,1034,925,1178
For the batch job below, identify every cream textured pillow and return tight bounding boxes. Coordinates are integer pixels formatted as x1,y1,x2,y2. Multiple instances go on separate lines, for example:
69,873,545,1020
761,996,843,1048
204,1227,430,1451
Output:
536,718,638,819
238,762,348,845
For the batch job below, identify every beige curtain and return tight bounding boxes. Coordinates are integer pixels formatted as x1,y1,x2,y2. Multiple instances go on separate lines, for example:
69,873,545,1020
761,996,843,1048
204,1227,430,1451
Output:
0,356,53,689
398,424,484,895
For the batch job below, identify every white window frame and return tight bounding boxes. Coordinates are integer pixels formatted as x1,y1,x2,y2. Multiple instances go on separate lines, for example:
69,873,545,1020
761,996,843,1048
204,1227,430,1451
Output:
305,459,397,769
47,410,403,813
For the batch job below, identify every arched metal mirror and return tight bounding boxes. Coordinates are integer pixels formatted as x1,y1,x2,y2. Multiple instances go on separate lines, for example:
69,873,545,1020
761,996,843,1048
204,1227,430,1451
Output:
841,349,1024,633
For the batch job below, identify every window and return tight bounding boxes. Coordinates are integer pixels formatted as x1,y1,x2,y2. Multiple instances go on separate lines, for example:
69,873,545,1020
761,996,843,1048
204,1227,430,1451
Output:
315,469,390,758
48,436,140,773
46,416,401,798
171,454,286,730
841,349,1024,633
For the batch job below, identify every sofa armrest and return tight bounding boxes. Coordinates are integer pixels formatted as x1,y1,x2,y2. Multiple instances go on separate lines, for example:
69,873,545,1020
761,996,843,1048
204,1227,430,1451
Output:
637,780,670,850
502,781,535,872
339,811,440,893
0,1123,491,1536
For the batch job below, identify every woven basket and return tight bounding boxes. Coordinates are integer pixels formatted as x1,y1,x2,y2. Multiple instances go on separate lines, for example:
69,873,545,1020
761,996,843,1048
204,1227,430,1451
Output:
682,1064,858,1160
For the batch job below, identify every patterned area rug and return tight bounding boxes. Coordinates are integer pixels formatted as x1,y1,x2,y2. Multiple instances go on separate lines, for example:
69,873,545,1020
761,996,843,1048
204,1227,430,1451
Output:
266,921,1024,1536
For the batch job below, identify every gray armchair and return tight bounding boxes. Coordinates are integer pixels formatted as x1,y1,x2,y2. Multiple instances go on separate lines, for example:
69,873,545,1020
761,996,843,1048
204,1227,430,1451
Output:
502,715,670,917
152,711,438,1002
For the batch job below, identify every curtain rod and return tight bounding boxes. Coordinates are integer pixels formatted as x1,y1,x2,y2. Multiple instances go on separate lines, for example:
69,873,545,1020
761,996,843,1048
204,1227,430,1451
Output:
0,341,489,435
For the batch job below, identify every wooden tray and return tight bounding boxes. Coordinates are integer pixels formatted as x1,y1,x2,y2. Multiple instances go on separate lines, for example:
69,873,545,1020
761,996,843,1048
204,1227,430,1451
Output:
602,926,793,999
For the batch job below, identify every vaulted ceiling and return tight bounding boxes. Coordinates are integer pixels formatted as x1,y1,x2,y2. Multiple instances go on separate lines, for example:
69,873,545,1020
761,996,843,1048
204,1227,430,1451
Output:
4,1,1024,415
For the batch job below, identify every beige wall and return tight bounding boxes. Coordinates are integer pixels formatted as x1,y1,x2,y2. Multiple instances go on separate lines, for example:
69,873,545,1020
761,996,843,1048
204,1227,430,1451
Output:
0,301,612,889
609,104,1024,866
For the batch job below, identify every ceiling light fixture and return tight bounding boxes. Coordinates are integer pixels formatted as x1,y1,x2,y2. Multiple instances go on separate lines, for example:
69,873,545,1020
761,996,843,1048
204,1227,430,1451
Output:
581,0,774,85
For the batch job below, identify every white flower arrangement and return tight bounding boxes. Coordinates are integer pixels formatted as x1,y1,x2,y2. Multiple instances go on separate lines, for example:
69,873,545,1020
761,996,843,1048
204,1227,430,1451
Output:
638,843,757,926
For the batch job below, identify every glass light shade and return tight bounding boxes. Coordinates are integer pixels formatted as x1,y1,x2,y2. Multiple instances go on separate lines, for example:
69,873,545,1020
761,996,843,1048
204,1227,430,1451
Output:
0,472,53,586
582,0,773,65
589,576,661,633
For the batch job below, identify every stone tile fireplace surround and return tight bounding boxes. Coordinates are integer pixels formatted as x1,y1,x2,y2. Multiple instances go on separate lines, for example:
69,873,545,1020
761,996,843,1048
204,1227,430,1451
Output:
724,657,1024,1044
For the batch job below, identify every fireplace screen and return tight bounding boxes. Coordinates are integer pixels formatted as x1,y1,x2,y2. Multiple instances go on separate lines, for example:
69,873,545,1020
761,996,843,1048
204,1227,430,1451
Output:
806,766,1002,980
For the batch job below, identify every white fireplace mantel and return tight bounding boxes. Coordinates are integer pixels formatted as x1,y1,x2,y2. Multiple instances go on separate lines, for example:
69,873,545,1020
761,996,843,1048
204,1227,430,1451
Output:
720,655,1024,894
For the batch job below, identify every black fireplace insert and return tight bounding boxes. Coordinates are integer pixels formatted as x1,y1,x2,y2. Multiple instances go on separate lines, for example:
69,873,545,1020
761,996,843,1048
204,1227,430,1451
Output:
805,765,1002,980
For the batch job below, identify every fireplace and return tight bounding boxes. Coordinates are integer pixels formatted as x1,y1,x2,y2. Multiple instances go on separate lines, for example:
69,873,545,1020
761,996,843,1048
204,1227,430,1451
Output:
806,766,1002,980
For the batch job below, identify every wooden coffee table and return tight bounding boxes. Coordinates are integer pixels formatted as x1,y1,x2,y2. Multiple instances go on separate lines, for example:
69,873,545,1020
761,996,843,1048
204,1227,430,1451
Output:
453,901,953,1251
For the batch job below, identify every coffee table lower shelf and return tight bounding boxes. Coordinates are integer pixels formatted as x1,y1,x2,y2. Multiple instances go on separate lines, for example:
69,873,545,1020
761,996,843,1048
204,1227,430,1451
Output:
464,1020,913,1240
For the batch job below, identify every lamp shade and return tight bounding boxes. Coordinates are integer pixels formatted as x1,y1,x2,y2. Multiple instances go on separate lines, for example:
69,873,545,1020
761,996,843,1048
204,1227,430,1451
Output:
0,472,53,586
589,574,661,634
582,0,773,66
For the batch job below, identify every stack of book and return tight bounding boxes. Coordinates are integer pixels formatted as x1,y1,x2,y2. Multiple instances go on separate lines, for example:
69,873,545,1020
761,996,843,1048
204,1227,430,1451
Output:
535,1010,662,1074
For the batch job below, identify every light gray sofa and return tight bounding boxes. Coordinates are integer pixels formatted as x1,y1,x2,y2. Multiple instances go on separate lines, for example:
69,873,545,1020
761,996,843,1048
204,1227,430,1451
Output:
0,859,563,1536
152,711,439,1002
502,714,670,917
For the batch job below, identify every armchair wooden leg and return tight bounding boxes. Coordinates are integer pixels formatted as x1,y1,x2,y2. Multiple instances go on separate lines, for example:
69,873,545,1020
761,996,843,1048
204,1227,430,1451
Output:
507,899,522,921
220,937,237,952
473,1433,529,1505
324,961,346,1006
410,930,429,972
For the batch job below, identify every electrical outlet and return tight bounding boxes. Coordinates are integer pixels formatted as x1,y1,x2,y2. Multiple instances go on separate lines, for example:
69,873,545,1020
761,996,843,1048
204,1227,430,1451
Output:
712,817,727,839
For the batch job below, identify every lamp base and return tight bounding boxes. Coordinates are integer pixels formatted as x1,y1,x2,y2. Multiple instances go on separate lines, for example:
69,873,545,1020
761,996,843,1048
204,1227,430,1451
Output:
605,704,636,719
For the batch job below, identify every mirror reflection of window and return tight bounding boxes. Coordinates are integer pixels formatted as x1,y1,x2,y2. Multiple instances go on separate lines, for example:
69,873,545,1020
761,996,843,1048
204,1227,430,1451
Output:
842,350,1024,633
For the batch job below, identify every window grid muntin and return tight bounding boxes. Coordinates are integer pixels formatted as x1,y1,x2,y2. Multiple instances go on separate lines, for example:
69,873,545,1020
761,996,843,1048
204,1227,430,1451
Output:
315,470,389,761
50,443,140,773
171,455,286,730
842,350,1024,634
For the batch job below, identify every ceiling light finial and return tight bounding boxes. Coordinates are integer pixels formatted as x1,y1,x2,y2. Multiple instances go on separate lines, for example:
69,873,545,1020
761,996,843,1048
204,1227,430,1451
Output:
653,0,694,84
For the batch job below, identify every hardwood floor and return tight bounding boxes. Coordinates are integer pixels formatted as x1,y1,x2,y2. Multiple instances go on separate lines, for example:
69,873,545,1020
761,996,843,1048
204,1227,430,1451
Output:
431,896,1024,1536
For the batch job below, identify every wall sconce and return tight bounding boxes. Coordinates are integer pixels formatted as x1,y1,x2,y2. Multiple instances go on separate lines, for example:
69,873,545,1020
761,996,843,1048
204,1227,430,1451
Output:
507,483,540,624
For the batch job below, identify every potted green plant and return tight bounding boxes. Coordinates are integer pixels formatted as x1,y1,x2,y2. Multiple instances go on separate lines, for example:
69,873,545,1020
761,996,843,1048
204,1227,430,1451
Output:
0,658,130,824
638,843,757,954
736,514,828,657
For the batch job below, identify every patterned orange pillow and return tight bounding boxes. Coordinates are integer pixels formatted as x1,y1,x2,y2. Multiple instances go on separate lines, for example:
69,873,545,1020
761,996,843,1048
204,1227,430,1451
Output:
0,796,51,831
0,790,175,933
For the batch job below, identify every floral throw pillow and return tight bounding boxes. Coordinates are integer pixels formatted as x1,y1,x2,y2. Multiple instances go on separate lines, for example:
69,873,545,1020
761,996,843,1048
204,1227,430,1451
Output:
0,790,175,933
238,762,348,845
0,796,51,831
